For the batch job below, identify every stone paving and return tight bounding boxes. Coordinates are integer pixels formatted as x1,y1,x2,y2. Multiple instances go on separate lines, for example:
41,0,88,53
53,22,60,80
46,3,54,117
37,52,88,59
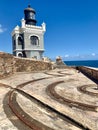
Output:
0,68,98,130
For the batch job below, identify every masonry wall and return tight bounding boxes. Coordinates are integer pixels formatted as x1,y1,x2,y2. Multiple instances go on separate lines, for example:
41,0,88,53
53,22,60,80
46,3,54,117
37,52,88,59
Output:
78,66,98,81
0,52,52,78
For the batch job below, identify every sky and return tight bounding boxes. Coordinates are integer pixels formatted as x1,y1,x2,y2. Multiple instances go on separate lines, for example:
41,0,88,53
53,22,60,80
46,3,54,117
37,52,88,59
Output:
0,0,98,61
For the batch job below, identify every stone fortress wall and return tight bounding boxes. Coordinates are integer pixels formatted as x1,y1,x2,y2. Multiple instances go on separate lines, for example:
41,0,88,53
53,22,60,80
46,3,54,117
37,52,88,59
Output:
78,66,98,81
0,52,52,78
1,52,98,81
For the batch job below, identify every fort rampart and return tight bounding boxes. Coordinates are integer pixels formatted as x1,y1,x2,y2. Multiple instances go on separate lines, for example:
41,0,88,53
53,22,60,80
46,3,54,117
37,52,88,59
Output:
0,52,52,78
78,66,98,81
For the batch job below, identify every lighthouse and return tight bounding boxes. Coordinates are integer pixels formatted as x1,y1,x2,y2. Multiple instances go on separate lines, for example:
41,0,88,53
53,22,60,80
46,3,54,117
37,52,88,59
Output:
12,5,46,60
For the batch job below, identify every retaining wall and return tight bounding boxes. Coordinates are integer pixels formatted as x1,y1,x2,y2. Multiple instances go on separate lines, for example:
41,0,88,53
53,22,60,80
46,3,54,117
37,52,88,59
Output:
78,66,98,81
0,52,52,78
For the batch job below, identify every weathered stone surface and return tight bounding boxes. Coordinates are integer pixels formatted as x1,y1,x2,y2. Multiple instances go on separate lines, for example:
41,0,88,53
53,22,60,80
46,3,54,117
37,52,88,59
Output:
52,56,67,69
0,52,52,78
0,68,98,130
78,66,98,81
1,52,98,130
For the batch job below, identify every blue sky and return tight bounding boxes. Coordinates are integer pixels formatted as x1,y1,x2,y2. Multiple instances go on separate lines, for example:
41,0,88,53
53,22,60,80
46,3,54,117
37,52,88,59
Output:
0,0,98,60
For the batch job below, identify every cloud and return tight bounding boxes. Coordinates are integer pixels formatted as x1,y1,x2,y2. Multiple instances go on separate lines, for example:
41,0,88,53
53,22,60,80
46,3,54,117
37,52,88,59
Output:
91,53,96,56
65,54,69,58
63,53,98,61
0,24,6,33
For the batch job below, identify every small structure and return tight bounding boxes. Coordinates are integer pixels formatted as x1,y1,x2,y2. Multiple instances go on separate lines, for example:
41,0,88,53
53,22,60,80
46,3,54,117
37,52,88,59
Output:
12,5,46,60
52,56,67,69
56,56,64,65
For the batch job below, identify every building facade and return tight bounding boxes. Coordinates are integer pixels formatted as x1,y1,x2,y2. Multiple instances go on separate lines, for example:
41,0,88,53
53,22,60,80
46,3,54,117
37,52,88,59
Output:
12,5,46,60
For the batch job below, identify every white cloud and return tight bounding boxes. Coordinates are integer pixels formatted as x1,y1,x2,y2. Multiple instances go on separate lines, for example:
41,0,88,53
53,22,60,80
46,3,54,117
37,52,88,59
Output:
0,24,6,33
65,54,69,58
92,53,96,56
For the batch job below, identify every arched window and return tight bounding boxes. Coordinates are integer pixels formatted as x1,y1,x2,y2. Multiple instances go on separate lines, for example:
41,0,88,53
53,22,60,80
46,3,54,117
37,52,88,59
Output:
30,36,39,46
13,40,16,50
18,36,23,45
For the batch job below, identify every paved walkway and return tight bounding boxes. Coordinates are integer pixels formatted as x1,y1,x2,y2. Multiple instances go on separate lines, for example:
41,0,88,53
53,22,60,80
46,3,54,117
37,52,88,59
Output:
0,68,98,130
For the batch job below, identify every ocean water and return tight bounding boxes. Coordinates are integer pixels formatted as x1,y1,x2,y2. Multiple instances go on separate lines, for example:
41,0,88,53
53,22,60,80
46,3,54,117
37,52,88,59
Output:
64,60,98,68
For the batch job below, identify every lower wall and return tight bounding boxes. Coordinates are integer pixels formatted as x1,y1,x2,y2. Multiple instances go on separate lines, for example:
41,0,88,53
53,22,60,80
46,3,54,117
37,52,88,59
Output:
0,52,52,78
78,66,98,81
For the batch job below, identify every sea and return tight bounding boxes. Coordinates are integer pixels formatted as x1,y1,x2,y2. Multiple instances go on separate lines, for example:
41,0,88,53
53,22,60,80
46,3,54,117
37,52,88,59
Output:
64,60,98,68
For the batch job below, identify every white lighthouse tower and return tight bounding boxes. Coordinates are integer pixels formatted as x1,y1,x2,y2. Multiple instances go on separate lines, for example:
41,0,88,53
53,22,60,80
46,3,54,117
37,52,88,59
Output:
12,5,46,60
